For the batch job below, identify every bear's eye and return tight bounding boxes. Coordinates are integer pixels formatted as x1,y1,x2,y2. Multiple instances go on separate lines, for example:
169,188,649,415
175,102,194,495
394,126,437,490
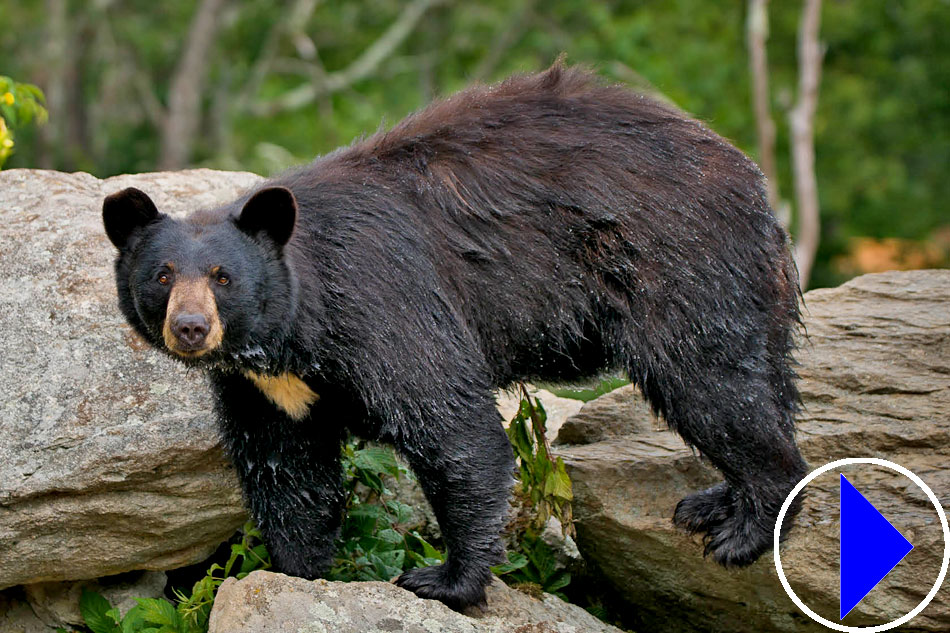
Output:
216,273,230,286
157,273,170,286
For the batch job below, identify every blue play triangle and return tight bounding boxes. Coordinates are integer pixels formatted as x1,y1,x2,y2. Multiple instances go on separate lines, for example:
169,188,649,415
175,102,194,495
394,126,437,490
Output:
840,474,914,619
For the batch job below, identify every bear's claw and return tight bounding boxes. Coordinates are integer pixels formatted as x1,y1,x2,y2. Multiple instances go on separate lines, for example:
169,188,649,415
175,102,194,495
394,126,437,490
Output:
674,482,774,567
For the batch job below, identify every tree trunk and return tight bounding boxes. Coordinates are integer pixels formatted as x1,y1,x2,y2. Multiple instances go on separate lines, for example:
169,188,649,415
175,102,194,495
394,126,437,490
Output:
159,0,228,170
746,0,780,213
37,0,68,169
789,0,823,289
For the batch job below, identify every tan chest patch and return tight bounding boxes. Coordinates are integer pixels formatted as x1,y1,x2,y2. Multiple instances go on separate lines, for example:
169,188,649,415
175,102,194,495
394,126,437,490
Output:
243,371,320,420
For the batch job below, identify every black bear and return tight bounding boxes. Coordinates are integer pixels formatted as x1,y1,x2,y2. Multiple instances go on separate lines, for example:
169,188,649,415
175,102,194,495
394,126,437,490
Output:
103,63,807,609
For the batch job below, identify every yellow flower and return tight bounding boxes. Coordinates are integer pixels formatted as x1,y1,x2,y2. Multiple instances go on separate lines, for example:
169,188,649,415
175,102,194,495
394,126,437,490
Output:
1,92,13,106
2,138,13,148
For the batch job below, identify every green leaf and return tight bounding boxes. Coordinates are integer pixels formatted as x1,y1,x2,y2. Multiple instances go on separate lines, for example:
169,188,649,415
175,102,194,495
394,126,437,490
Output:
530,397,548,433
239,543,270,574
523,537,557,583
135,598,180,628
385,500,414,524
506,413,534,463
356,469,384,494
120,605,147,633
21,83,46,102
377,528,404,545
17,106,32,126
1,103,16,127
405,531,443,562
351,446,400,477
79,590,120,633
370,549,405,578
545,571,571,593
491,551,529,575
357,533,384,552
543,468,573,502
510,564,541,585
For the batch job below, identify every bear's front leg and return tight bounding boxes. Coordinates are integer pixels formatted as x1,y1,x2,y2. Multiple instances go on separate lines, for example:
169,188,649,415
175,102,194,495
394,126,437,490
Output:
391,394,515,610
210,372,346,579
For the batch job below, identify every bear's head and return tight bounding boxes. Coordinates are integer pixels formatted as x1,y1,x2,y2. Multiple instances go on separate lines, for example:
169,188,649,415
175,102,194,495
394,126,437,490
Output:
102,186,298,366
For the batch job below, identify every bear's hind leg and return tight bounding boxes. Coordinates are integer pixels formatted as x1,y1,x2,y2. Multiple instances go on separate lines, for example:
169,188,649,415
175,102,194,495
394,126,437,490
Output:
391,396,515,610
637,360,806,567
211,372,347,579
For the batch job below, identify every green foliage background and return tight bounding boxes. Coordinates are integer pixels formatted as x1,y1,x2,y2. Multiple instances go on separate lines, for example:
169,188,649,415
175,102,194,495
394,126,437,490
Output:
1,0,947,288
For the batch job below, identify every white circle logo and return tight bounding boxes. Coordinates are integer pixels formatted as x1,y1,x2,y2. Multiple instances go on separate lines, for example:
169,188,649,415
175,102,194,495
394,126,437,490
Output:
773,457,950,632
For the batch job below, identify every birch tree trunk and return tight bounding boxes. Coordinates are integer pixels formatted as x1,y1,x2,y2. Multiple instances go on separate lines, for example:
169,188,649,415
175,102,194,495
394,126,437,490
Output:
747,0,780,213
789,0,823,289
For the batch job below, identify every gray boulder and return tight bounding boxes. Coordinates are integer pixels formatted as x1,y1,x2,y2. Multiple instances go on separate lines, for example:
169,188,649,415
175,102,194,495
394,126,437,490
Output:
0,169,257,589
208,570,623,633
556,269,950,632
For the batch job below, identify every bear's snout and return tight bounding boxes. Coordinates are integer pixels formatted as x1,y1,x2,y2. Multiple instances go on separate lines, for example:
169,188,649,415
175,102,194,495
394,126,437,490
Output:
172,313,209,349
160,277,224,357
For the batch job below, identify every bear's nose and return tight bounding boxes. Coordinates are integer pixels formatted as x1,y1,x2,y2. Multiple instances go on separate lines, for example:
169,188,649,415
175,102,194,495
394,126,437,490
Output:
172,313,209,348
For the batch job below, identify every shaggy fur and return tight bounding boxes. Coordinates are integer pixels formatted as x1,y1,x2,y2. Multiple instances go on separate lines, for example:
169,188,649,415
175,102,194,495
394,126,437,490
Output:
103,63,807,610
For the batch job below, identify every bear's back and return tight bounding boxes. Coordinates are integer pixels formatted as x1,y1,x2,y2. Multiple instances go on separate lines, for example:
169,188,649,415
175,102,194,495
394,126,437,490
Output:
259,64,795,386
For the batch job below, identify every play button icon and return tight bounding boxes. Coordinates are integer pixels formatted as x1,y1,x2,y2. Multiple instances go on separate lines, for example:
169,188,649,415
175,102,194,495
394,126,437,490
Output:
839,474,914,619
774,457,950,632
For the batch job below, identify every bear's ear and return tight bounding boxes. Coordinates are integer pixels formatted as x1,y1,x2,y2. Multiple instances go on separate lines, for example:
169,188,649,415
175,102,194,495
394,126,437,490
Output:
236,186,298,248
102,187,161,250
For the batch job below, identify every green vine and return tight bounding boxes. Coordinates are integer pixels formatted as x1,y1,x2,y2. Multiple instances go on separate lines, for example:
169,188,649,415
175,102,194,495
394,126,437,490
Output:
492,384,576,598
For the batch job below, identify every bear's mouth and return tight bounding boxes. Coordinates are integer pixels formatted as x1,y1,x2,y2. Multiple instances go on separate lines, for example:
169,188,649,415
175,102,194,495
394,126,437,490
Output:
168,346,213,358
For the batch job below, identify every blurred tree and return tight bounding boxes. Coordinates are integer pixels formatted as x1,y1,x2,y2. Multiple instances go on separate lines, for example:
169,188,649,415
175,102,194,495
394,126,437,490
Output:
159,0,229,169
747,0,780,213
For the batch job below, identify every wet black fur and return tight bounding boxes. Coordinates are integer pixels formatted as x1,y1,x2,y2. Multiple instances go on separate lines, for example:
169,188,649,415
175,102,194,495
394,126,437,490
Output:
104,64,807,610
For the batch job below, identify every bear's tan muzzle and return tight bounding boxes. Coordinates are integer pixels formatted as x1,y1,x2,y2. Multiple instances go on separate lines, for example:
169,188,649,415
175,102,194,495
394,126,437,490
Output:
162,278,224,357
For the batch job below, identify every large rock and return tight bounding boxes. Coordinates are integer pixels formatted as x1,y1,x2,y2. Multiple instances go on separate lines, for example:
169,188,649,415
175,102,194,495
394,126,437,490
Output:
208,570,623,633
0,169,257,588
556,270,950,632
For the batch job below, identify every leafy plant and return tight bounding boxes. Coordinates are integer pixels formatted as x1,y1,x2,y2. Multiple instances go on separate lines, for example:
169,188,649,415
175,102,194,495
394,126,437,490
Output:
173,521,270,630
328,441,444,581
0,76,47,168
74,442,442,633
492,385,577,599
492,532,571,600
506,385,575,537
76,521,269,633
